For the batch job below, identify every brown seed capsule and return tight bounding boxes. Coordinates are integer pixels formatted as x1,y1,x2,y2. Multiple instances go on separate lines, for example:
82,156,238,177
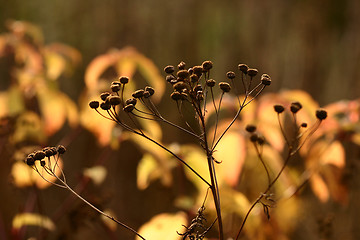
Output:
100,92,111,101
119,76,129,84
44,148,54,157
34,151,46,160
316,109,327,120
301,122,308,128
202,60,213,71
250,133,258,142
257,135,265,145
192,66,203,76
89,101,100,109
111,84,121,92
125,98,137,106
290,102,302,113
171,91,182,101
166,75,175,83
247,68,258,77
219,82,231,92
261,74,271,86
143,91,151,98
57,145,66,154
196,91,204,101
132,89,145,98
188,68,193,75
178,61,186,70
193,84,203,92
177,70,189,79
164,65,175,74
100,101,111,110
50,147,57,156
123,104,135,112
174,82,187,91
206,79,216,87
274,104,285,113
238,64,249,74
226,71,236,79
145,86,155,96
180,92,188,100
25,156,35,166
245,124,257,133
190,74,199,83
109,96,121,106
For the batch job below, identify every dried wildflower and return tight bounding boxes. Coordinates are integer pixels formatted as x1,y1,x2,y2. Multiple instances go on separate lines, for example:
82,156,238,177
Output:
109,96,121,106
219,82,231,92
274,104,285,113
143,91,151,98
261,74,271,86
89,101,100,109
119,76,129,84
316,109,327,120
290,102,302,113
145,86,155,96
100,101,111,110
57,145,66,154
166,75,175,83
250,133,258,142
257,135,265,145
238,64,249,74
34,151,46,160
301,123,308,128
190,74,199,83
164,65,175,74
245,124,257,133
174,82,187,91
193,84,203,93
247,68,258,77
192,66,203,76
25,156,35,166
178,61,186,70
123,104,135,113
180,92,188,100
125,98,137,106
196,91,204,101
132,89,145,98
111,83,121,92
100,92,111,101
226,71,236,79
44,148,54,157
177,70,189,79
202,60,213,71
171,91,182,101
206,79,216,87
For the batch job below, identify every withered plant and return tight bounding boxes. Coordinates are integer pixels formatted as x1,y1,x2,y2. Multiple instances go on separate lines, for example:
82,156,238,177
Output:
25,61,327,240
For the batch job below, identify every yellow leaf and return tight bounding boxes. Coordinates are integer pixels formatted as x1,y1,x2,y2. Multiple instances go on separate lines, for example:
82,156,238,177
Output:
12,213,55,231
137,212,187,240
83,166,107,185
137,153,159,190
44,50,66,80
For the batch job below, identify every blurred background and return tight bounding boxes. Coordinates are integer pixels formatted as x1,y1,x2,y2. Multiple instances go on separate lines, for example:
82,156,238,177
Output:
0,0,359,240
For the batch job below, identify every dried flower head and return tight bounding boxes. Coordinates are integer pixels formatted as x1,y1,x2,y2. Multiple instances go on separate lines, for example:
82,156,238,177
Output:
123,104,135,113
192,66,203,76
145,86,155,96
290,102,302,113
111,83,121,92
238,64,249,74
132,89,145,98
100,101,111,110
316,109,327,120
125,98,137,106
226,71,236,80
119,76,129,84
57,145,66,154
164,65,175,74
206,79,216,87
25,155,35,166
109,96,121,106
274,104,285,113
247,68,258,77
190,74,199,83
202,60,213,71
178,61,186,70
219,82,231,92
89,101,100,109
166,75,176,83
100,92,111,101
261,74,271,86
177,70,189,80
34,151,46,160
245,124,257,133
171,91,182,101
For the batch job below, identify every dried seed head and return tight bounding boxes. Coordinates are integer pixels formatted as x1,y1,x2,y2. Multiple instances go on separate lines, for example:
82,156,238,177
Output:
123,104,135,113
245,124,257,133
316,109,327,120
132,89,145,98
125,98,137,106
250,133,258,142
261,74,271,86
247,68,258,77
257,135,265,145
202,60,213,71
25,156,35,166
290,102,302,113
44,148,54,157
190,74,199,83
50,147,57,156
196,91,204,101
166,75,175,83
219,82,231,92
100,101,111,110
274,104,285,113
188,68,193,75
100,92,111,101
111,84,121,92
178,61,186,70
171,91,182,101
206,79,216,87
226,71,236,79
301,122,308,128
119,76,129,84
238,64,249,74
145,86,155,96
109,96,121,106
57,145,66,154
180,92,188,100
164,65,175,74
177,70,189,79
193,84,203,92
192,66,203,76
143,91,151,98
174,82,187,91
89,101,100,109
34,150,46,160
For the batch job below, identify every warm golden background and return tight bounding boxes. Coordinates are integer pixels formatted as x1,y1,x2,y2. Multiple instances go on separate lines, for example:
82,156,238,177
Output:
0,0,359,240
